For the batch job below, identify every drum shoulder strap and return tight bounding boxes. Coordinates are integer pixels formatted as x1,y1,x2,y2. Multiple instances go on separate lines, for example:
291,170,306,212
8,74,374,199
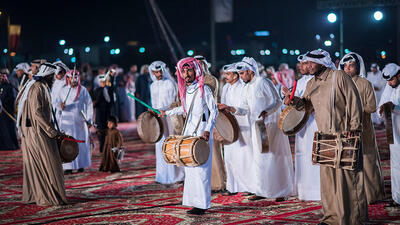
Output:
329,71,336,132
181,89,199,135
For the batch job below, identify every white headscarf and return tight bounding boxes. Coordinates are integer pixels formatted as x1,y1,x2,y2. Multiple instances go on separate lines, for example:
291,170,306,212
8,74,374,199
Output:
194,55,212,74
304,49,336,69
297,52,309,62
370,63,380,72
222,63,237,73
235,57,259,76
148,60,173,82
53,61,70,75
338,52,366,77
17,63,57,136
382,63,400,81
14,63,30,74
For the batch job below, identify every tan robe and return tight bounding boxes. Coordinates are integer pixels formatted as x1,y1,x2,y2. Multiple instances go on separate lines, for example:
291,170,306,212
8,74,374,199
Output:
205,74,227,191
99,128,123,172
299,68,368,225
21,81,67,206
352,76,385,204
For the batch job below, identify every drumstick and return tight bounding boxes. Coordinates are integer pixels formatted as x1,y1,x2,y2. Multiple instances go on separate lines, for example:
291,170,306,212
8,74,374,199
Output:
63,137,85,143
289,80,297,100
127,92,161,115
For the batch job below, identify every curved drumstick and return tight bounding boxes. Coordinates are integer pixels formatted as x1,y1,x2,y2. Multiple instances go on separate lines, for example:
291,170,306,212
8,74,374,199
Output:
289,80,297,100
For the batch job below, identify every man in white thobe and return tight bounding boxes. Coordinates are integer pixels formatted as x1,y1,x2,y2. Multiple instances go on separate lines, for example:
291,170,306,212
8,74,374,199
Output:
159,57,218,215
367,63,386,125
56,70,93,174
218,63,254,195
378,63,400,206
291,54,320,201
220,57,294,201
149,61,184,185
51,61,69,124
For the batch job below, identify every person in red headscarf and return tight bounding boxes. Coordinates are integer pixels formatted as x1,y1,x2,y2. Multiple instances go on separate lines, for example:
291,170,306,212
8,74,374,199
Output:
158,57,218,215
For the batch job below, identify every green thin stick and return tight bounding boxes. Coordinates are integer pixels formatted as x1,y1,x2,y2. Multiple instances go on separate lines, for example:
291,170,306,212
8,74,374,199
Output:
127,92,161,115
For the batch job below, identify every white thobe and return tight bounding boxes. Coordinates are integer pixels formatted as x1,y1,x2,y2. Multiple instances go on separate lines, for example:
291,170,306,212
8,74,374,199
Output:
150,78,184,184
367,71,386,124
166,82,218,209
378,83,400,204
294,75,320,201
235,76,294,198
51,78,66,124
56,85,93,170
221,81,254,193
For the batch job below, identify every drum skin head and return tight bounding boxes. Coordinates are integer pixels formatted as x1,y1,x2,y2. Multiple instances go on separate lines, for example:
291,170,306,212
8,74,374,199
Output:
137,111,164,143
278,106,309,135
215,110,239,143
193,138,210,165
60,137,79,163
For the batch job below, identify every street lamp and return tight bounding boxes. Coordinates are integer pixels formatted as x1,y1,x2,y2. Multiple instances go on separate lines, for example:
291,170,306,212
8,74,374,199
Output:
324,40,332,47
327,13,337,23
373,11,383,21
59,40,66,46
104,36,110,43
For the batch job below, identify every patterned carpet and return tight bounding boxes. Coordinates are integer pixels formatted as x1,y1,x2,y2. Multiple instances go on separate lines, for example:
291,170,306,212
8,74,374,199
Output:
1,122,400,224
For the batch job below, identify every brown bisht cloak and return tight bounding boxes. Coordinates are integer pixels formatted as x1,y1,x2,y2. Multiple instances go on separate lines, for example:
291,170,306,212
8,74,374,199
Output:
99,128,123,172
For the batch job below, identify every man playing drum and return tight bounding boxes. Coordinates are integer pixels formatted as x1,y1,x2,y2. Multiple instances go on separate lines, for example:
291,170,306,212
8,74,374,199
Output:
149,61,184,185
17,63,67,206
217,63,254,196
219,57,294,202
284,49,367,225
378,63,400,207
339,52,384,204
283,54,320,201
159,57,218,215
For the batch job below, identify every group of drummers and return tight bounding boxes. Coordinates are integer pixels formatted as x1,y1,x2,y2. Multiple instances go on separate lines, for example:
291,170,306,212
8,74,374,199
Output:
138,50,400,225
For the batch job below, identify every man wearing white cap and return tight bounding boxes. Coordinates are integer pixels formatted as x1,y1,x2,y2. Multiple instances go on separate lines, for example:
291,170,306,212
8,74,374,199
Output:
284,53,320,201
148,61,184,185
285,49,367,225
217,63,254,195
339,52,384,205
220,57,294,201
56,69,93,175
367,63,386,125
378,63,400,206
17,62,67,206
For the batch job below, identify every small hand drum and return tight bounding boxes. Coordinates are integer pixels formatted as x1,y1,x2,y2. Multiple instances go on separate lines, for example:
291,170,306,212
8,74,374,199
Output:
278,105,309,136
59,135,79,163
137,111,164,143
215,109,239,144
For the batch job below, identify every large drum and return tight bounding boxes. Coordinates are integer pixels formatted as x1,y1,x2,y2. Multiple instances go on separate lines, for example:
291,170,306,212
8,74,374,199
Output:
214,109,239,144
312,131,361,170
137,111,164,143
278,105,309,136
59,135,79,163
162,135,210,167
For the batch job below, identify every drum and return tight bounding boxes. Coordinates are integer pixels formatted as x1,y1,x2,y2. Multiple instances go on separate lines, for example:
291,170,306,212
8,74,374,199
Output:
59,135,79,163
162,135,210,167
169,101,185,135
312,131,361,170
278,105,309,136
137,111,164,143
215,109,239,144
383,103,394,144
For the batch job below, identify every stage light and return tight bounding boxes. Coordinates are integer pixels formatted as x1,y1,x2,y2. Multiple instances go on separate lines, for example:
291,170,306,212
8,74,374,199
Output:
327,13,337,23
115,48,120,54
373,11,383,21
254,31,270,37
294,50,300,55
71,57,76,63
315,34,321,40
230,50,236,55
139,47,145,53
282,48,288,54
68,48,74,55
104,36,110,43
344,49,350,54
335,52,340,57
324,40,332,46
64,49,68,54
260,50,265,55
265,49,271,55
187,50,194,56
85,47,90,53
330,33,335,39
110,49,115,55
3,49,7,54
289,50,295,55
59,40,66,46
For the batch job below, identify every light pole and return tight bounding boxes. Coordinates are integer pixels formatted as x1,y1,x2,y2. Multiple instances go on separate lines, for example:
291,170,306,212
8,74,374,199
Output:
327,11,343,57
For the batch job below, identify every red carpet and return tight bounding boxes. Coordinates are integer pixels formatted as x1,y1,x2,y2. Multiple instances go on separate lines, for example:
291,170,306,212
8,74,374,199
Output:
1,122,400,224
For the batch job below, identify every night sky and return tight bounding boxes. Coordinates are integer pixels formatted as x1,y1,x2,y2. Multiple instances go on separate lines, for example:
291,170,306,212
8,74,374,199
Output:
0,0,398,69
